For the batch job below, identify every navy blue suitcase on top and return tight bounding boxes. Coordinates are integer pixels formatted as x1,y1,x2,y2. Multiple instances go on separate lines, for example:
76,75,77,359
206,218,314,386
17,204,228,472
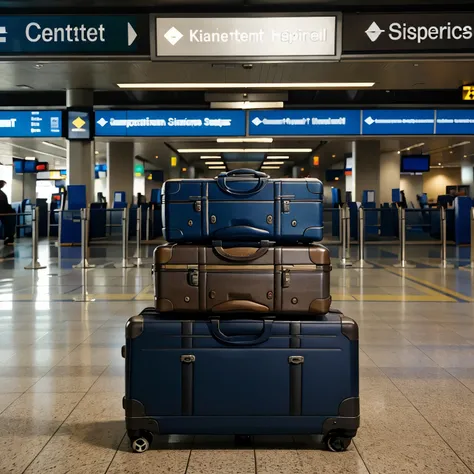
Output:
123,309,359,453
162,169,324,244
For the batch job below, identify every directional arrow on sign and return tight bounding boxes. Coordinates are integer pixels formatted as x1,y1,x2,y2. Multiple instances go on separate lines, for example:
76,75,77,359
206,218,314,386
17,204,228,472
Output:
127,22,137,46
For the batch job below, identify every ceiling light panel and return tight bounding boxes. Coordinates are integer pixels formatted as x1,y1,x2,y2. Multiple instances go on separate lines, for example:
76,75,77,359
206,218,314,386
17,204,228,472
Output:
266,156,289,160
200,156,221,159
217,138,273,143
179,148,312,153
261,166,281,170
209,166,226,169
205,161,224,165
263,161,285,165
117,82,376,90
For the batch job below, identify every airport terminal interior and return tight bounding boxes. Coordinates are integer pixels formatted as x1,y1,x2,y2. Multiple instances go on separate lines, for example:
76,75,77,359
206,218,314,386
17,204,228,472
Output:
1,1,474,473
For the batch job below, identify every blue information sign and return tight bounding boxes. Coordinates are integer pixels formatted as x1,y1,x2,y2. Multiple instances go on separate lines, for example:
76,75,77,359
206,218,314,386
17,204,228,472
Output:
248,110,361,136
95,110,246,137
362,109,435,135
436,110,474,135
0,110,61,137
0,15,148,56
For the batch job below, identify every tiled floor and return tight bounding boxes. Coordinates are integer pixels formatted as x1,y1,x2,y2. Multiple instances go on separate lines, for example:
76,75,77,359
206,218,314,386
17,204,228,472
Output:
0,241,474,473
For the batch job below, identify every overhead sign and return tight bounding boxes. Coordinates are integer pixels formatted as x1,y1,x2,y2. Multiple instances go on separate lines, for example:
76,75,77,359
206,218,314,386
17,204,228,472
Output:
436,110,474,134
0,15,149,57
248,110,361,136
362,110,435,135
67,110,92,140
95,110,246,137
153,16,340,60
343,13,474,55
0,110,61,137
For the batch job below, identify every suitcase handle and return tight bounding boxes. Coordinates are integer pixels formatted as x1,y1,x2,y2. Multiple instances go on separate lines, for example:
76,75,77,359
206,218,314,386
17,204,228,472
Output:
213,226,270,241
213,245,269,262
211,300,270,312
217,169,269,196
209,319,273,346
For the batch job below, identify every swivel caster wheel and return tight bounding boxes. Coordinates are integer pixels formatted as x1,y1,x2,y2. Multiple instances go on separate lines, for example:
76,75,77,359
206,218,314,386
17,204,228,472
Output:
130,431,153,453
325,435,351,453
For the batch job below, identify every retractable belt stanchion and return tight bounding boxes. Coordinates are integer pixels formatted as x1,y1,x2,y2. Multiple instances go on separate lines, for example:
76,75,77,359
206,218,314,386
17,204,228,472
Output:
116,207,136,269
340,205,352,268
469,208,474,269
24,207,46,270
146,207,151,242
439,206,454,269
354,206,373,268
338,206,343,245
394,207,415,268
136,208,143,267
73,209,96,302
73,208,95,269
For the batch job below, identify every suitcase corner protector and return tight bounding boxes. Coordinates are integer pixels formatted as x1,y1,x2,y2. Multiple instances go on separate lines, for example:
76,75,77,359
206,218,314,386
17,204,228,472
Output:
341,316,359,341
123,398,146,417
125,315,144,339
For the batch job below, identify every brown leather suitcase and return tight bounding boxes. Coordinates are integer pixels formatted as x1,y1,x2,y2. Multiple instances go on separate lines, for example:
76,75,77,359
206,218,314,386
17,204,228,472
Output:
153,243,331,314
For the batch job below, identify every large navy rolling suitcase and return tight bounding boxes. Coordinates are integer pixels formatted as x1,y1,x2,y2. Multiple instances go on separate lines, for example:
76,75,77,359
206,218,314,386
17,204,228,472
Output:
162,169,324,244
123,309,359,453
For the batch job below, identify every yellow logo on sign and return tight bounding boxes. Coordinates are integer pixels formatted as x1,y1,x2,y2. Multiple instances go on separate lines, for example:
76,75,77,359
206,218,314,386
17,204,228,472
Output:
462,86,474,101
72,117,86,129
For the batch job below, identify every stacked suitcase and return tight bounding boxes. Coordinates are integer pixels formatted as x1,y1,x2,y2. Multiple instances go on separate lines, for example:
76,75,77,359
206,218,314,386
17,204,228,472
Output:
123,169,359,453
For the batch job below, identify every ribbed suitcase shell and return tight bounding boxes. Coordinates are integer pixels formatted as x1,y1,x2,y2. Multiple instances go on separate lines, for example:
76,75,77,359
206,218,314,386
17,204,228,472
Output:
162,171,324,244
153,243,332,314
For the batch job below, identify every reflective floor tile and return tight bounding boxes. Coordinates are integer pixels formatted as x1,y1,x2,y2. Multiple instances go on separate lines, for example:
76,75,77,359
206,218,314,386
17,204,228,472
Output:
0,393,21,413
56,345,121,366
23,393,124,474
256,449,304,474
417,346,474,368
298,447,370,474
107,437,190,474
0,392,83,474
89,365,124,393
446,367,474,392
28,365,108,393
188,449,255,474
360,345,439,368
3,347,73,367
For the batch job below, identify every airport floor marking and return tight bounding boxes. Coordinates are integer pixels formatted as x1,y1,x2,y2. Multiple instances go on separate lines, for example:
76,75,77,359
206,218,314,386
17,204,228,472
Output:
382,266,474,303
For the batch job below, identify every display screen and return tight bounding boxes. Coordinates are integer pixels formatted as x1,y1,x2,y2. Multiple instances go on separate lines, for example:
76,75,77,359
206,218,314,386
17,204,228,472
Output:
67,110,92,140
13,159,24,174
23,160,37,173
401,155,430,173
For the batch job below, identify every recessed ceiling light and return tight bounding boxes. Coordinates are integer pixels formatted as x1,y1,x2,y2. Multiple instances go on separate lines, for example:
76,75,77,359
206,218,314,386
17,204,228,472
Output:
179,148,312,153
438,162,442,166
209,166,226,170
211,101,284,109
217,138,273,143
263,161,285,165
266,156,289,160
332,154,336,158
42,141,66,151
200,156,221,160
261,166,280,170
117,82,376,90
205,161,224,165
95,151,99,155
25,156,36,161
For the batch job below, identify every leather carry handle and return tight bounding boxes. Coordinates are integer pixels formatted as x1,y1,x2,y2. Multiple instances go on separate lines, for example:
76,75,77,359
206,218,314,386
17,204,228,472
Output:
211,300,270,312
216,168,269,196
209,319,273,346
213,245,269,262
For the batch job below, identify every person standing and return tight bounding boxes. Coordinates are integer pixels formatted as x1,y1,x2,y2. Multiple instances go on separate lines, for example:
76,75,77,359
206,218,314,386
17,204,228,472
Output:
0,180,15,245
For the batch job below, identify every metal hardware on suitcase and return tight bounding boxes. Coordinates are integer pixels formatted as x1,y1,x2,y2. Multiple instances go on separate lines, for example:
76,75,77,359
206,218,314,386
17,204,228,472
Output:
162,169,324,244
123,309,359,453
153,243,332,314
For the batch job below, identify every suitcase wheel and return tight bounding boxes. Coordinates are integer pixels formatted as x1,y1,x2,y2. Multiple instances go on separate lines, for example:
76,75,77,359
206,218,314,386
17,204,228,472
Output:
325,435,352,453
129,431,153,453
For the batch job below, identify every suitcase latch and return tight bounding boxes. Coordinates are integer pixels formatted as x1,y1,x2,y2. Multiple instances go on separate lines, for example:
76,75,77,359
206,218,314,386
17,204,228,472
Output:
180,355,196,364
283,200,290,213
282,269,291,288
289,356,304,365
187,269,199,287
194,200,202,212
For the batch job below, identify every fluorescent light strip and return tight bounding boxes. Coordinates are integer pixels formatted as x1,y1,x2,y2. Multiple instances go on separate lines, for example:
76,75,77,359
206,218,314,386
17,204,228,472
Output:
263,161,285,165
450,141,471,148
398,142,425,153
209,166,226,170
0,141,65,160
117,82,376,90
179,148,312,153
261,166,281,170
266,156,290,160
211,101,284,110
205,161,224,165
200,156,221,160
41,141,67,151
25,156,36,161
216,138,273,144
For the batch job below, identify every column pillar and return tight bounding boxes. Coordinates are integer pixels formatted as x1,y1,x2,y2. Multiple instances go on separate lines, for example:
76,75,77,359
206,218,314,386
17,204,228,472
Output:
292,166,299,178
11,172,36,202
187,166,196,179
66,89,94,204
461,160,474,197
352,141,381,202
379,140,401,204
107,142,134,206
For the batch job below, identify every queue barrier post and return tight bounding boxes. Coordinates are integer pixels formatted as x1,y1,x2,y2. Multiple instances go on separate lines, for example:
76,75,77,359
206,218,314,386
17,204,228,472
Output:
24,207,46,270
